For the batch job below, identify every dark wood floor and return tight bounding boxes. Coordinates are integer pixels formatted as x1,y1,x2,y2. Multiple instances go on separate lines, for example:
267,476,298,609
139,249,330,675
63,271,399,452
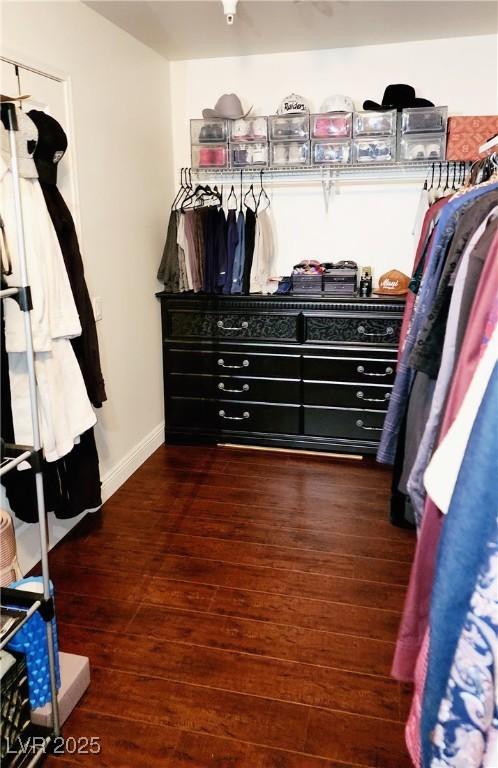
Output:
44,444,415,768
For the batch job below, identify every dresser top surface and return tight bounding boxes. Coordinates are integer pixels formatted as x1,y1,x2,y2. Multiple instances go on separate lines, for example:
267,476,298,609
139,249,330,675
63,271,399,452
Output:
156,292,406,307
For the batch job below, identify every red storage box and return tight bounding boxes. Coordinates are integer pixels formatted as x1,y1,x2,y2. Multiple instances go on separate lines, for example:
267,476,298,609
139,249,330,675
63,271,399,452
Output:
446,116,498,160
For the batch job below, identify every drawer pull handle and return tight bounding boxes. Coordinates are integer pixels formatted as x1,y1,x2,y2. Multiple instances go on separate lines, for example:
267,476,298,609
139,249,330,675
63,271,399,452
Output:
218,359,250,369
356,419,383,432
356,391,390,403
217,320,249,331
357,365,394,377
219,410,250,421
357,325,394,337
218,383,250,393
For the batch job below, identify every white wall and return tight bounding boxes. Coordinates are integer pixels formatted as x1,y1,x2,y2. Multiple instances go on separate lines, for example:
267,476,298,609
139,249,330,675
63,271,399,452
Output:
1,1,173,568
170,34,498,280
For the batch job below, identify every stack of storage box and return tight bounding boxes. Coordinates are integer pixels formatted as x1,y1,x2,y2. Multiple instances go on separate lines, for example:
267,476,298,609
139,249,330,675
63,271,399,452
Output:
191,118,229,169
269,114,310,166
311,112,353,165
399,106,448,161
352,110,397,163
230,117,269,167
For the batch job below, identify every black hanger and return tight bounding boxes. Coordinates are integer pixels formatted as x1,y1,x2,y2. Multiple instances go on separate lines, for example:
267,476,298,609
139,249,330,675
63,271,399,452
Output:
443,162,450,192
227,184,237,210
451,162,457,191
244,183,257,212
437,161,442,190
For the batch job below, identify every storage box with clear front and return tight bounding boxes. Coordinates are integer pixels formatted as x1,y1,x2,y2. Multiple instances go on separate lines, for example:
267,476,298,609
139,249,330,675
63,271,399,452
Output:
231,143,269,168
271,141,310,166
190,118,228,144
353,137,396,163
353,109,397,136
311,113,352,139
312,140,352,165
269,114,310,141
191,145,228,169
230,116,268,143
400,133,446,162
401,106,448,134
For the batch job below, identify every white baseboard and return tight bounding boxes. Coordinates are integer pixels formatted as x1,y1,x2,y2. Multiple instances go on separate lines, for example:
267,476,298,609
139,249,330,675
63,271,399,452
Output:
11,422,165,574
100,421,165,502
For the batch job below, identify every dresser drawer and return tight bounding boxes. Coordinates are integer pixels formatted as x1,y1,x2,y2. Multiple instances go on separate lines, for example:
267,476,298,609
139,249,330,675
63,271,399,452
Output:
305,316,401,345
304,381,391,411
167,349,301,378
303,355,396,383
304,406,386,439
169,373,300,403
169,311,299,342
169,397,300,435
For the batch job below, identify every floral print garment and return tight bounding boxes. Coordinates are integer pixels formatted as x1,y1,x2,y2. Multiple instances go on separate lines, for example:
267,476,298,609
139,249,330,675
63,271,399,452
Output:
431,526,498,768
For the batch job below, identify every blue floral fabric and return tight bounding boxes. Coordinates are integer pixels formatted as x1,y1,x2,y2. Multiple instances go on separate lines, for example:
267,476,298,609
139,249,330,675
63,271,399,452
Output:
430,524,498,767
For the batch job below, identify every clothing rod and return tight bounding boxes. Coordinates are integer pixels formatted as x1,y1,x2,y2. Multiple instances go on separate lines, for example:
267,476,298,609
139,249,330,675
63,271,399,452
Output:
0,55,63,83
190,162,451,186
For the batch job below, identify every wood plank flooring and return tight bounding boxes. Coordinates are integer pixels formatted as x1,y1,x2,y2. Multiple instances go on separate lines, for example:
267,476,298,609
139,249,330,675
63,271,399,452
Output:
44,445,415,767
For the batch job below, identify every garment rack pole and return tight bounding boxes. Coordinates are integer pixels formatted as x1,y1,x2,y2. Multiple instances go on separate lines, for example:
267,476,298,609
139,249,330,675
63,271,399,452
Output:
5,103,61,737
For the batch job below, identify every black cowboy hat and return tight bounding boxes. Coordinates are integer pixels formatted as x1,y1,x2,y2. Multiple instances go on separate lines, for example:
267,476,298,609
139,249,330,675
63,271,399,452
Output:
363,84,434,112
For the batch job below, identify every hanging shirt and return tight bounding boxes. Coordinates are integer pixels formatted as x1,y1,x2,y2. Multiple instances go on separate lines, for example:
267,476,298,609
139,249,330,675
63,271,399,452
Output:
1,157,81,352
177,212,194,291
157,211,180,292
231,210,245,294
242,207,256,295
378,182,498,466
223,209,238,295
421,365,498,768
215,207,228,293
250,208,275,294
184,210,202,292
407,209,498,523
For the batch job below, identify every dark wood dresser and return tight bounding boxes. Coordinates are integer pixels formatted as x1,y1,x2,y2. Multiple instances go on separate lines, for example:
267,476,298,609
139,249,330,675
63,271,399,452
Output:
157,293,405,455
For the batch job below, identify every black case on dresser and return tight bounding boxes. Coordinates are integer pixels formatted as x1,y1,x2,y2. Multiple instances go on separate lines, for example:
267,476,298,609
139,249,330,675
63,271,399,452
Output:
157,293,405,455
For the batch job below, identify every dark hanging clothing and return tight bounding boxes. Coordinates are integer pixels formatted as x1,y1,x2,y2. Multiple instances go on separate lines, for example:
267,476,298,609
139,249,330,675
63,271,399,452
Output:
158,211,180,292
215,208,228,293
203,206,219,293
223,209,238,294
192,209,206,290
242,207,256,295
37,184,107,407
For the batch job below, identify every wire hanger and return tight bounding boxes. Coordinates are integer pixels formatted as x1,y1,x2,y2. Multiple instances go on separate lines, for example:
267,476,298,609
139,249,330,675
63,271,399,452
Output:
171,168,186,211
256,169,270,213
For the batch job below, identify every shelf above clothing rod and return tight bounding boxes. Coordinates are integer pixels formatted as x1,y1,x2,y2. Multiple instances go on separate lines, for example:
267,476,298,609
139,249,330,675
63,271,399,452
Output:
191,161,449,186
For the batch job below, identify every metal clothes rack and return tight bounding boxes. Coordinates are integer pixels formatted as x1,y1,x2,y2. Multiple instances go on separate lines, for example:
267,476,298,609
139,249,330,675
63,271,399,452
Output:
0,102,60,765
190,160,459,187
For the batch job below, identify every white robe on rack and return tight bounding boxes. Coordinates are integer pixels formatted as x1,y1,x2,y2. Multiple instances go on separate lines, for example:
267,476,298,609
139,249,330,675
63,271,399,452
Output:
1,131,96,461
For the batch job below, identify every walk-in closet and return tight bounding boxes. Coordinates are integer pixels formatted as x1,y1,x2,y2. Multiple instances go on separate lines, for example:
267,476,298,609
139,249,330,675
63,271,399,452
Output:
0,2,497,767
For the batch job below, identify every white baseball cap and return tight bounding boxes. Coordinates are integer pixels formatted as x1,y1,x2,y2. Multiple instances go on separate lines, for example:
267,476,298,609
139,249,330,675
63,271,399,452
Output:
320,95,355,113
277,93,310,115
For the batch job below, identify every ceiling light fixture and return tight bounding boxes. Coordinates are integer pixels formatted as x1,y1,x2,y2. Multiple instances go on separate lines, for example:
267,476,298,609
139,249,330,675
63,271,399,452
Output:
222,0,238,25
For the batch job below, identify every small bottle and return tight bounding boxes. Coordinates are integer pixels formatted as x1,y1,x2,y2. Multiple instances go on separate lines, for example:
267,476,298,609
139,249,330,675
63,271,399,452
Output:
360,267,372,297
